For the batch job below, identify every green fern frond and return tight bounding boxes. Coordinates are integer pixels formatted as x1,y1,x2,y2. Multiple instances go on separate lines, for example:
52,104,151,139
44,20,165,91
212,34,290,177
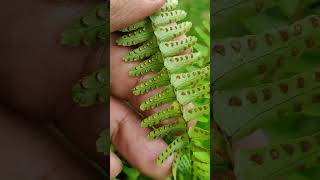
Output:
97,129,109,155
72,67,107,107
213,1,320,179
116,0,210,179
234,131,320,180
61,3,107,47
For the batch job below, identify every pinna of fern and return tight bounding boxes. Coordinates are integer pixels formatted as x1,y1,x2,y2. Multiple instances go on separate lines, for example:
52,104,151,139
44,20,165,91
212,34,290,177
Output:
61,3,108,47
116,0,210,179
213,1,320,179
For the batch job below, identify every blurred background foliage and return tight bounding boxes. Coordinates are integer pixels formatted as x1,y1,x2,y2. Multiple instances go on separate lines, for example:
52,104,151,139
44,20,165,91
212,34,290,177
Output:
213,0,320,179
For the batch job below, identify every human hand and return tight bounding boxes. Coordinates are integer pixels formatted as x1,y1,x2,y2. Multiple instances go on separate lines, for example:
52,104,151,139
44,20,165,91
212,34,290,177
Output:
110,0,174,179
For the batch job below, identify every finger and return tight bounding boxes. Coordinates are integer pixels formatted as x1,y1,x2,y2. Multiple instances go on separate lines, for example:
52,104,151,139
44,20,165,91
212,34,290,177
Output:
110,96,172,179
0,106,103,179
110,151,122,178
110,0,166,32
110,34,163,115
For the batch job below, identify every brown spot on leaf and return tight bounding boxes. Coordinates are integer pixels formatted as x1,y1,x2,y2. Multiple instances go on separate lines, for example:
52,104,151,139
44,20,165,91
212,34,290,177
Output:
310,17,319,28
299,140,311,152
276,56,284,67
265,33,273,46
315,72,320,81
255,2,264,12
279,83,289,94
246,92,258,104
312,94,320,103
213,44,225,56
229,97,242,106
257,65,267,74
262,88,272,101
250,153,264,165
281,144,294,155
230,40,241,52
247,38,257,50
293,24,302,35
293,103,303,112
270,149,280,159
279,30,289,42
305,37,316,48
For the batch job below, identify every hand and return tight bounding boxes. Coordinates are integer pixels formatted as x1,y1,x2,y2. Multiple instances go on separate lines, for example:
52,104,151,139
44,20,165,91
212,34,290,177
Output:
0,0,106,179
110,0,174,179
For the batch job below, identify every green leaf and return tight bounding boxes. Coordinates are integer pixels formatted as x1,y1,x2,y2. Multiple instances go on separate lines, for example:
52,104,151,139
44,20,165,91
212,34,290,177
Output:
147,118,185,140
157,135,188,165
141,101,182,128
129,51,164,77
96,129,108,155
234,132,320,180
159,36,197,57
150,10,187,26
116,25,153,46
61,3,107,47
133,68,170,95
176,83,210,105
140,85,176,111
72,68,107,107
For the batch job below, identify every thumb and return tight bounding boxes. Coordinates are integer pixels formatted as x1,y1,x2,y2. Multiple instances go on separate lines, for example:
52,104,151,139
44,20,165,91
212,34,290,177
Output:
110,151,122,178
110,0,166,32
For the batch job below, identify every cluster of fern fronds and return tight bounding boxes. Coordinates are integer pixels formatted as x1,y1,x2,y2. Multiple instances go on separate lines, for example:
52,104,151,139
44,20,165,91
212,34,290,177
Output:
116,0,210,179
61,2,108,158
213,0,320,179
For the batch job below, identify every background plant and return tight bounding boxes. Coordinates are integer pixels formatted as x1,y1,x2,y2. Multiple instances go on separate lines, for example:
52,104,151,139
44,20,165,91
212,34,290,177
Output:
213,0,320,179
61,0,108,176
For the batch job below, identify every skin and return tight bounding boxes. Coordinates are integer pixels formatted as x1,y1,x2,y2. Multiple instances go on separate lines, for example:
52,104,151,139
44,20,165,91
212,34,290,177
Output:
0,0,171,179
110,0,174,179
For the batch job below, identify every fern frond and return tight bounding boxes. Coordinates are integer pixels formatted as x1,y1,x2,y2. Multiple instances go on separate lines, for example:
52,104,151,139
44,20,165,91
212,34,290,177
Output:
132,68,170,95
97,129,109,155
234,131,320,180
164,52,205,74
72,68,107,107
129,51,164,77
214,15,320,90
141,101,181,128
140,85,176,111
147,118,186,140
157,135,189,165
116,25,153,46
215,68,320,141
61,3,107,47
116,0,210,178
123,36,159,62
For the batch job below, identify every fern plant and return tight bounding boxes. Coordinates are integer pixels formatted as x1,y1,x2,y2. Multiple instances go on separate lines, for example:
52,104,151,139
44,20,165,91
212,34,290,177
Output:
116,0,210,179
213,0,320,179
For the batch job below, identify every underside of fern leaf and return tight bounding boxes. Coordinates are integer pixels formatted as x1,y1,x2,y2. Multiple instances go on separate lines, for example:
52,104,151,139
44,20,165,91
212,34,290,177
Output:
213,1,320,179
116,0,210,179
